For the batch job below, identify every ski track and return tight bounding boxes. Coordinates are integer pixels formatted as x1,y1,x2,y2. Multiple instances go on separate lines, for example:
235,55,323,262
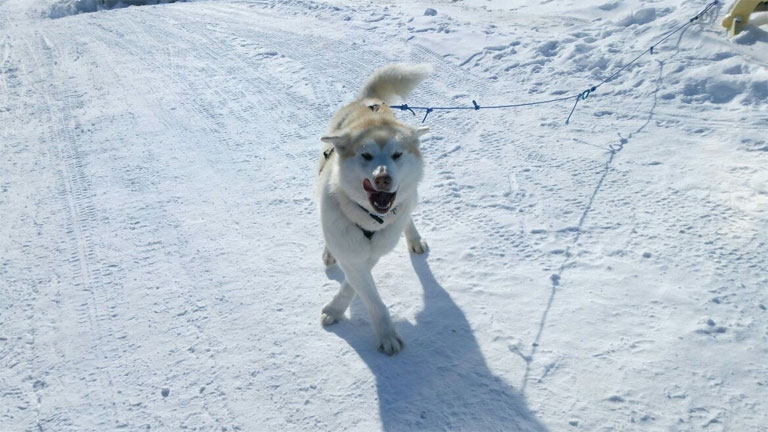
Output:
1,0,767,431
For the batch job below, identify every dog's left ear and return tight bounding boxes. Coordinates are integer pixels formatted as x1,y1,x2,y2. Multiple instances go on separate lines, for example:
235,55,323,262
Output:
414,126,429,138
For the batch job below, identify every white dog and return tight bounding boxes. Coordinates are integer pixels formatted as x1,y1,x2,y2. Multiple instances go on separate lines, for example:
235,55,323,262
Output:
317,63,431,355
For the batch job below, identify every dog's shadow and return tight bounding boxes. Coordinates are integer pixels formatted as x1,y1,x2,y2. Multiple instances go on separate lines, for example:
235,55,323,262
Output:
325,252,548,431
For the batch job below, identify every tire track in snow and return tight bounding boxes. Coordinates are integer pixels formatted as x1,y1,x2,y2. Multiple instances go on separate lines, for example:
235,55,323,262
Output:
17,28,124,429
0,30,63,430
80,17,252,430
0,34,12,111
81,32,221,429
43,29,126,427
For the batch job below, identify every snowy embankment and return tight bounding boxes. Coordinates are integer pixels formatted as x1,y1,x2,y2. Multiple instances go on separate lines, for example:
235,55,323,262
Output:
47,0,187,19
0,0,766,430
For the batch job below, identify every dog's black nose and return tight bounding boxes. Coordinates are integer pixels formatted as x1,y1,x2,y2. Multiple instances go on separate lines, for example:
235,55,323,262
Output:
374,174,392,191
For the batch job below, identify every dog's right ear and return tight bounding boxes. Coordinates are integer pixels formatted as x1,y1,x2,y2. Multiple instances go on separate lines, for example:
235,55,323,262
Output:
414,126,429,138
321,134,350,154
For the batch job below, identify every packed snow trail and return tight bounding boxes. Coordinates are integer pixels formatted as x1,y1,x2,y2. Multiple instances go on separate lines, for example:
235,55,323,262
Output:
1,0,767,431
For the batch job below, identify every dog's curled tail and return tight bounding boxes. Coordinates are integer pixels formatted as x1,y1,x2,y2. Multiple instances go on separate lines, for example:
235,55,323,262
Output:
358,63,432,104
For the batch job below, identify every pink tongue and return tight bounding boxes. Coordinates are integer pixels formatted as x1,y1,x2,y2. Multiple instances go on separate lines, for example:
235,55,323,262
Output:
363,178,376,193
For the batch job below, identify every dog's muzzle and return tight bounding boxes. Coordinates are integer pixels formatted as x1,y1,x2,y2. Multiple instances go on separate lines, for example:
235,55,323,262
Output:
363,178,396,214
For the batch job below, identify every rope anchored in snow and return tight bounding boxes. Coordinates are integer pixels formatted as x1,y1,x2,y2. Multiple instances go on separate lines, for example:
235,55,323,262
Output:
391,0,719,125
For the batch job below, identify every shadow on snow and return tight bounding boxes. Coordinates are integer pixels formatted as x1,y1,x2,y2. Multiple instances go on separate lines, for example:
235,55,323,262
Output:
325,252,548,432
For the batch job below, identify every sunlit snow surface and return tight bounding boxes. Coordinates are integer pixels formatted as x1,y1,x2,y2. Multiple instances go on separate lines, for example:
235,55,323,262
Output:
1,0,766,430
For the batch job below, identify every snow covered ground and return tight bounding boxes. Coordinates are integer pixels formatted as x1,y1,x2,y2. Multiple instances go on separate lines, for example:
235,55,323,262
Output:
1,0,767,430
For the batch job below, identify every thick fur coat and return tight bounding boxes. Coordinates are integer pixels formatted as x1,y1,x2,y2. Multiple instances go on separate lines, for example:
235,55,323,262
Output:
316,63,431,355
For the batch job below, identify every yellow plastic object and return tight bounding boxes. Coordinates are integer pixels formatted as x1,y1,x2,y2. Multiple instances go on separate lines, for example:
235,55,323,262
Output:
722,0,768,36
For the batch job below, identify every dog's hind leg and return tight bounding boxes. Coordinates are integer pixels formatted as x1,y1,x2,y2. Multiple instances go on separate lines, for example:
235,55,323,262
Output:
322,245,337,267
405,218,428,254
321,281,355,326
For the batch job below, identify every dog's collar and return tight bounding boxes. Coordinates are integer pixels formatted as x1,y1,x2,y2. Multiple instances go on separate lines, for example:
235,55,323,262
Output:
356,203,399,225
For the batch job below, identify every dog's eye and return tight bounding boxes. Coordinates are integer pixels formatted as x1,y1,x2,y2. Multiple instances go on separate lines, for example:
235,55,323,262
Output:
361,153,373,161
392,152,402,160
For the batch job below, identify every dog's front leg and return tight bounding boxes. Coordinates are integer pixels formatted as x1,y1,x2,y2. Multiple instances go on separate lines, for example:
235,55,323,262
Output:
405,218,428,254
321,281,354,325
341,262,403,355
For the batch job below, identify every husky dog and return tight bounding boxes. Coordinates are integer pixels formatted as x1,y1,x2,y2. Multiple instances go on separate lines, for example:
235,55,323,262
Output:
317,63,431,355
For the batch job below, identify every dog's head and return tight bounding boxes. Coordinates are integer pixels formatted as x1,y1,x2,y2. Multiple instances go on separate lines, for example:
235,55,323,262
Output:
322,121,428,215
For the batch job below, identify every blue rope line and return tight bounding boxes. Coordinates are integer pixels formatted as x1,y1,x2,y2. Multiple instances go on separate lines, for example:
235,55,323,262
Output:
391,0,718,125
593,0,718,90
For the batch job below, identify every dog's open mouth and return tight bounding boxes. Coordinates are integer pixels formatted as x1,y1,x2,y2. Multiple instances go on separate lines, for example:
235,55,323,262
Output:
363,179,396,214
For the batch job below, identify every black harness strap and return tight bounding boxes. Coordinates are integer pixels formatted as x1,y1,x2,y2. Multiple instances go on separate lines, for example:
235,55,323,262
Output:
354,202,400,239
357,203,384,224
358,225,375,239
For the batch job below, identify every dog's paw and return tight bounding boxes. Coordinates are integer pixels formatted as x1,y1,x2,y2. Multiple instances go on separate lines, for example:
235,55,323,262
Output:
407,238,428,254
321,311,343,326
321,303,345,326
322,248,337,267
321,312,340,326
378,332,404,356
